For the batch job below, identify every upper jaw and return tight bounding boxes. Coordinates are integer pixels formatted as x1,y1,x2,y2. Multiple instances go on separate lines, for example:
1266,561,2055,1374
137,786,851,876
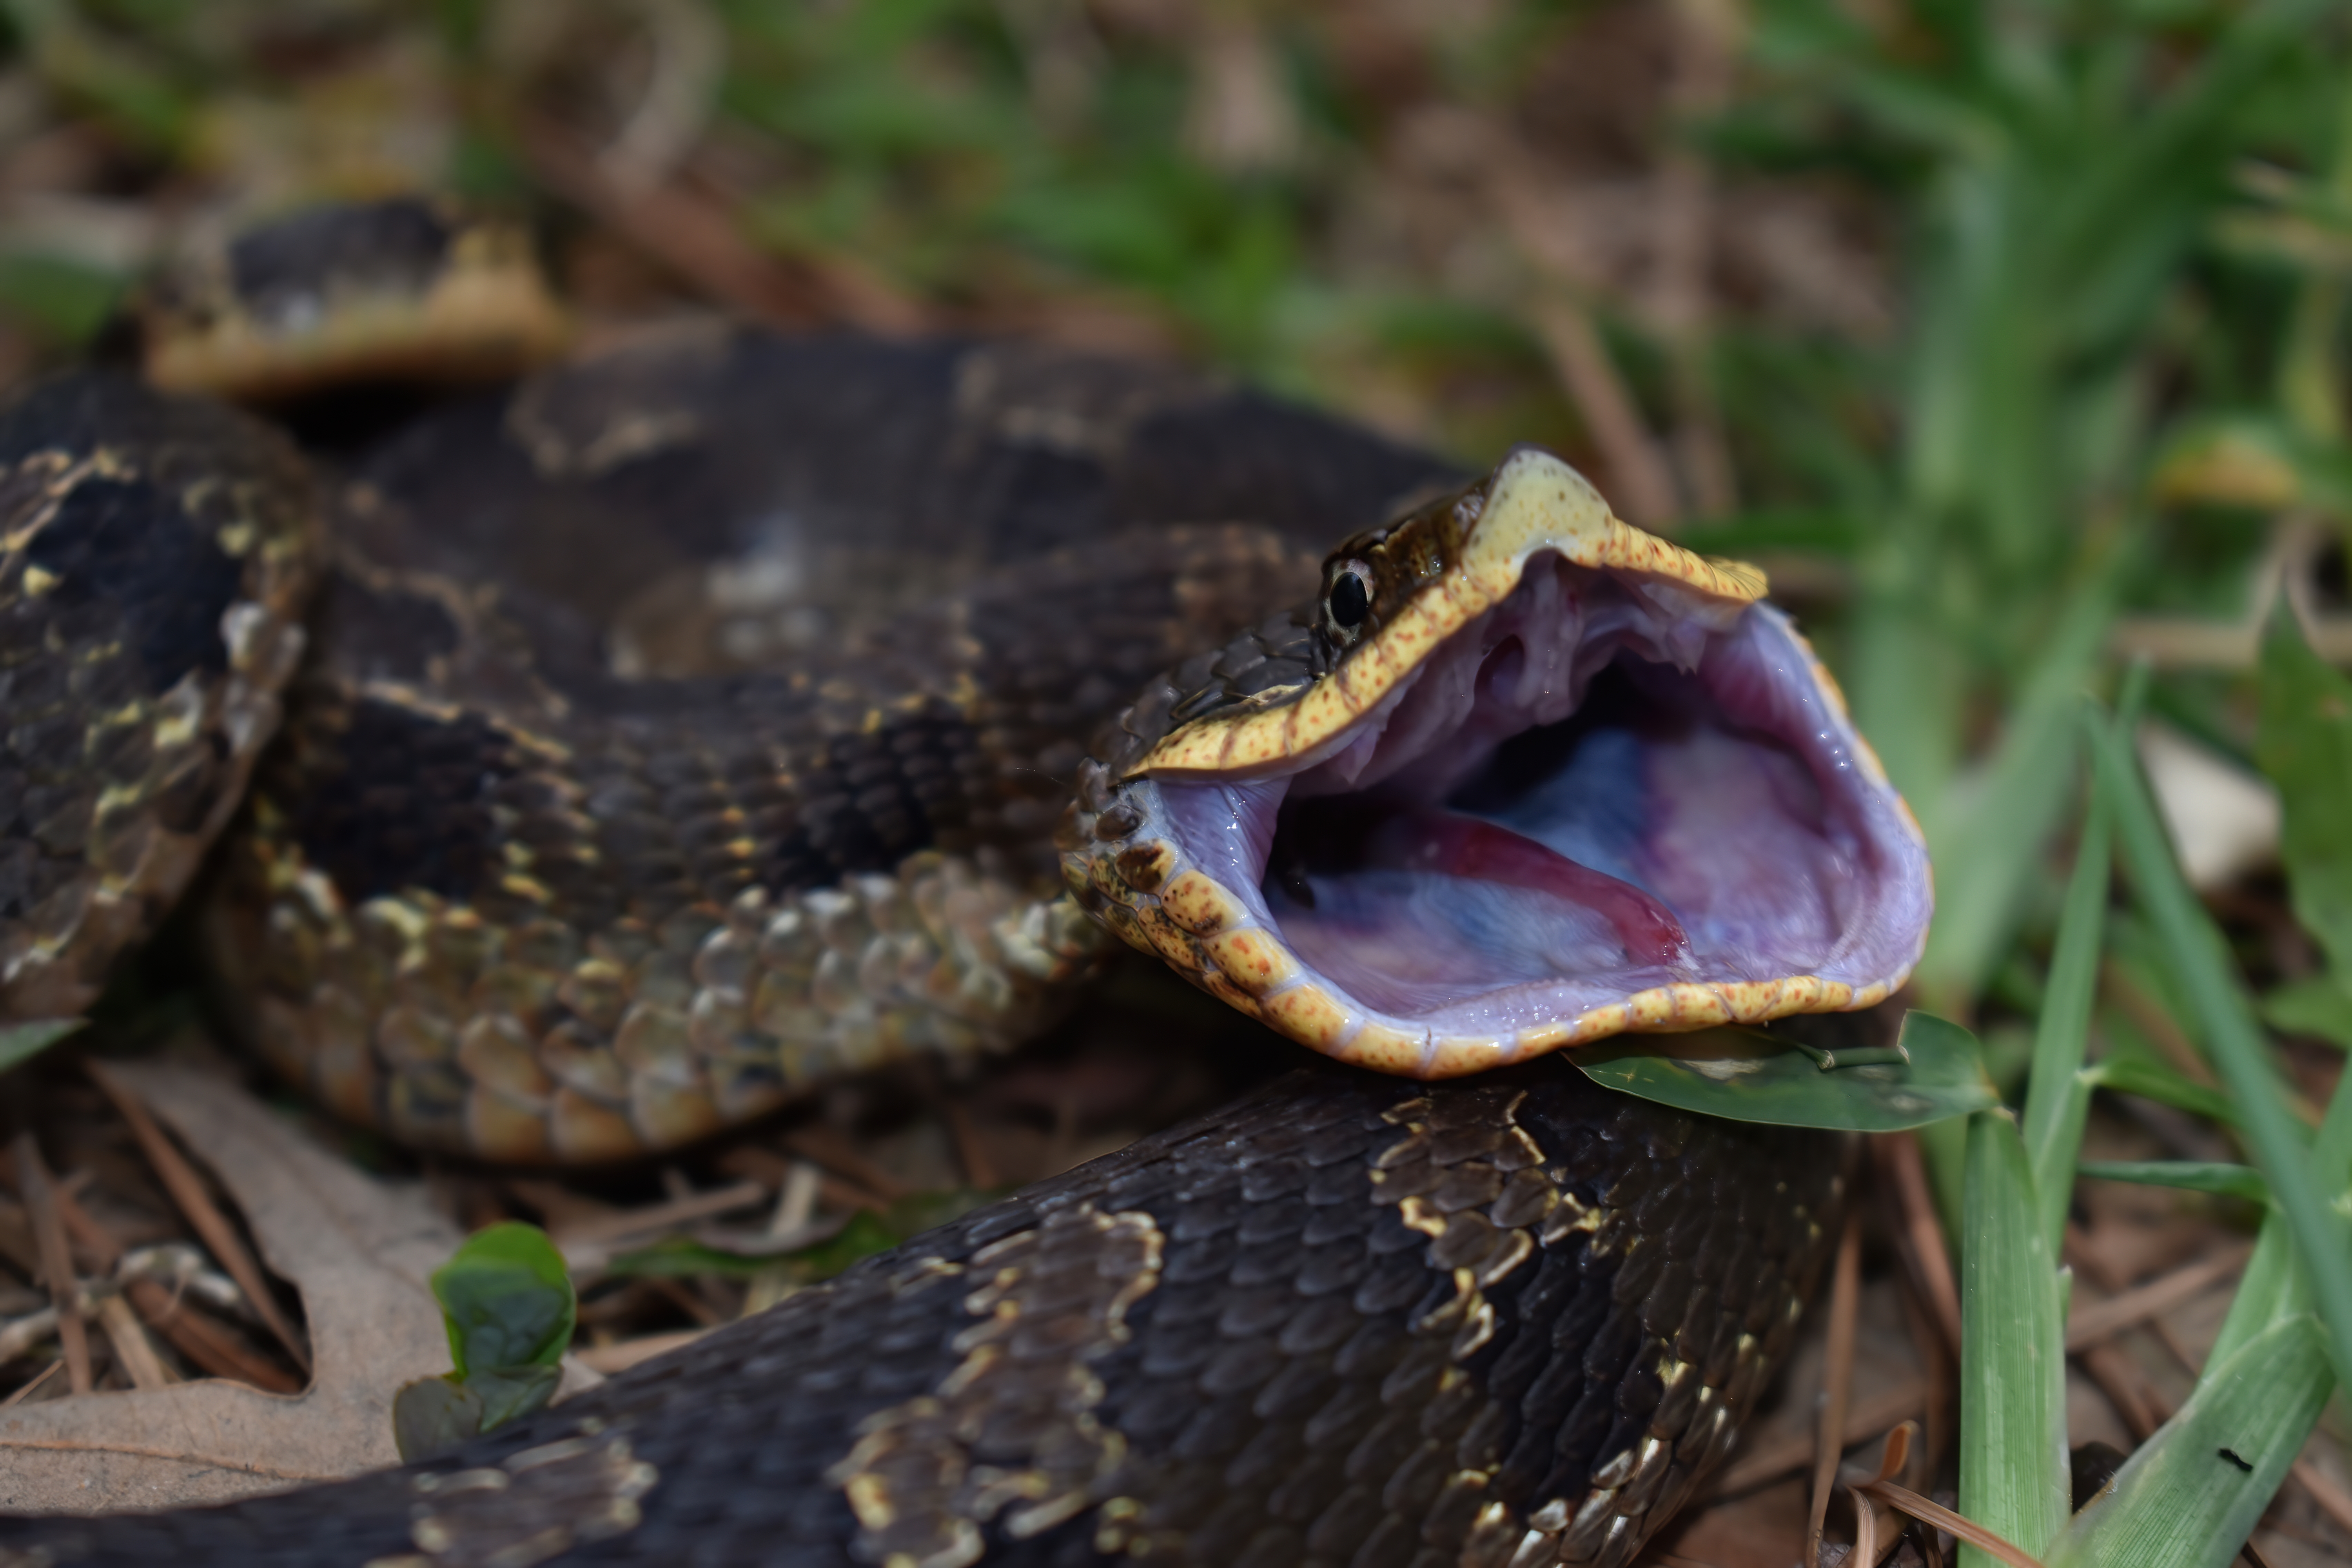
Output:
1058,447,1933,1080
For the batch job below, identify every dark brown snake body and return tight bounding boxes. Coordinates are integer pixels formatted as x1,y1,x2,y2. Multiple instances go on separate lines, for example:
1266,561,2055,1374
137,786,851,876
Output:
1,1066,1843,1568
0,204,1880,1566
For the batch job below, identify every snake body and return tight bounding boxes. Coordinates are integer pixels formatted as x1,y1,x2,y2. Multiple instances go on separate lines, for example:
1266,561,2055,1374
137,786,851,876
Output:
0,200,1926,1566
0,1065,1843,1568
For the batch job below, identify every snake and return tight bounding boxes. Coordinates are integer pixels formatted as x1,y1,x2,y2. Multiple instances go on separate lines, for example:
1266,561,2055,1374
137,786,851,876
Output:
0,198,1933,1568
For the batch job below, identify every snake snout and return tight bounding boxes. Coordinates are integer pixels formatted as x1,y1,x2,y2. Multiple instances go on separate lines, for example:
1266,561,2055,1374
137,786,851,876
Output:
1062,447,1934,1079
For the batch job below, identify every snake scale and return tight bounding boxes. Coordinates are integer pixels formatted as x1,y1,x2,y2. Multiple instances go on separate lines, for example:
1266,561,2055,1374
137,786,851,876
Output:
0,200,1932,1567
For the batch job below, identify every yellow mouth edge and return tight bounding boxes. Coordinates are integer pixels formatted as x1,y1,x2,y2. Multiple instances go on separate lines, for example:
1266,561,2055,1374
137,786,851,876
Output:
1071,833,1912,1082
1129,449,1769,780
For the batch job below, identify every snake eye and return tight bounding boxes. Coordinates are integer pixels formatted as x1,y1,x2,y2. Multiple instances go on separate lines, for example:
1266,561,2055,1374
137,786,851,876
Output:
1326,565,1371,639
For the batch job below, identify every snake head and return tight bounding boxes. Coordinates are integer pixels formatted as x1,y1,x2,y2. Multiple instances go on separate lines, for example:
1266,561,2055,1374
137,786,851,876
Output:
1058,445,1933,1079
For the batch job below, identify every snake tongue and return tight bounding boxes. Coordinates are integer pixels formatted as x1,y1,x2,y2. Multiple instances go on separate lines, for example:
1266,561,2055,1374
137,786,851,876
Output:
1283,800,1691,968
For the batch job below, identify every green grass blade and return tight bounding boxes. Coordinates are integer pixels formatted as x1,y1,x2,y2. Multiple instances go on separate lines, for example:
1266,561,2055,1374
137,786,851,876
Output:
1913,579,2117,1010
2045,1314,2335,1568
2074,1160,2269,1203
0,1018,82,1074
2083,1036,2242,1129
2208,1208,2311,1374
1959,1109,2069,1564
2021,713,2112,1250
2211,1064,2352,1366
2094,715,2352,1390
2257,609,2352,981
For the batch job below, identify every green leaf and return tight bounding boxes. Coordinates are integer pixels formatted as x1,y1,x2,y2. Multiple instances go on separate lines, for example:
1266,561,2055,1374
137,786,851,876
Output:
431,1221,576,1379
2046,1314,2336,1568
0,1018,82,1074
1570,1012,1999,1132
2258,608,2352,980
2076,1161,2271,1203
464,1364,563,1433
1959,1109,2070,1566
391,1376,483,1464
2259,975,2352,1049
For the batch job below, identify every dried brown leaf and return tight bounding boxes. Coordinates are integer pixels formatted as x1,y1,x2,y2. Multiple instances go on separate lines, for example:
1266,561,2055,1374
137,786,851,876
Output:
0,1062,458,1510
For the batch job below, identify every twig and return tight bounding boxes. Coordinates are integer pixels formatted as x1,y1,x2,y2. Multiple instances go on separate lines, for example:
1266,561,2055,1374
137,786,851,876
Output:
2074,1338,2166,1443
575,1328,705,1376
1715,1377,1928,1496
52,1184,300,1394
1808,1212,1865,1568
783,1125,911,1203
548,1180,769,1247
945,1102,1000,1192
1857,1477,2045,1568
0,1356,65,1409
2289,1458,2352,1536
521,117,924,336
92,1293,171,1391
85,1060,310,1374
597,0,724,195
743,1160,821,1318
9,1133,90,1395
42,1180,166,1389
1526,294,1683,529
1878,1132,1963,1357
2064,1244,2251,1350
121,1277,301,1394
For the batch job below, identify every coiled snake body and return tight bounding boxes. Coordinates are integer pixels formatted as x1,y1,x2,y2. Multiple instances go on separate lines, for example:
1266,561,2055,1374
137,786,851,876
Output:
0,201,1932,1567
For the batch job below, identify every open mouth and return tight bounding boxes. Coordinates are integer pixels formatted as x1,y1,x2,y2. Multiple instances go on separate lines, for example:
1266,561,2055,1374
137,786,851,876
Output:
1063,447,1933,1079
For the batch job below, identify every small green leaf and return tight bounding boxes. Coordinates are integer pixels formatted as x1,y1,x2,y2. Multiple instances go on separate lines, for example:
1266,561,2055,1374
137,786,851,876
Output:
2077,1160,2271,1203
465,1364,563,1433
2260,975,2352,1049
1571,1012,1999,1131
2047,1314,2336,1568
431,1221,575,1379
392,1376,483,1463
0,1018,82,1074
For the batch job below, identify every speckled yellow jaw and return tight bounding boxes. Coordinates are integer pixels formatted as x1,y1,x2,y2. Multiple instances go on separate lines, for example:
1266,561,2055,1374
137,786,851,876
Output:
1132,449,1766,780
1062,447,1933,1079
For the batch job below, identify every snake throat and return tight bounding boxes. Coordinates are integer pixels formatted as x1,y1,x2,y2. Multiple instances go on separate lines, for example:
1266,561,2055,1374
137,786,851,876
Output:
1064,448,1933,1078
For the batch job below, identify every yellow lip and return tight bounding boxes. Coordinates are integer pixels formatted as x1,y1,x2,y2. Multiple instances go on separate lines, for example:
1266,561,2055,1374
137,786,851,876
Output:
1131,450,1767,780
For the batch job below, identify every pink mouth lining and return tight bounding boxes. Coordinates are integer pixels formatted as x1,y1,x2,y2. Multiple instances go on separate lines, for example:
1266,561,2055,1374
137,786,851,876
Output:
1142,555,1931,1040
